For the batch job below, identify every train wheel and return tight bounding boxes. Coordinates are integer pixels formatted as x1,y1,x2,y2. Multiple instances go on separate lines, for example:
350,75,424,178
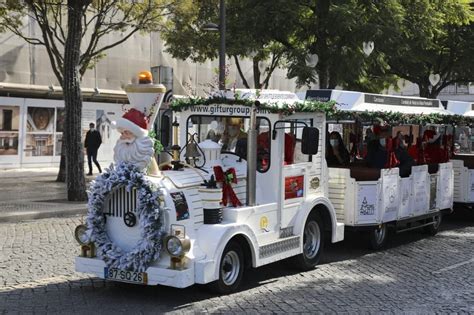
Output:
293,214,325,270
368,224,388,250
424,213,442,236
210,241,244,294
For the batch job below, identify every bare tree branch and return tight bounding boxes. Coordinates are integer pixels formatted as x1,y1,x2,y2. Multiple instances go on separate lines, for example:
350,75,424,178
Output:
233,55,250,89
28,1,64,84
263,52,282,89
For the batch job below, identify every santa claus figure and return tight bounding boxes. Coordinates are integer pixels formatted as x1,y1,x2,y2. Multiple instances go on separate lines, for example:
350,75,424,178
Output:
112,108,155,171
111,71,166,174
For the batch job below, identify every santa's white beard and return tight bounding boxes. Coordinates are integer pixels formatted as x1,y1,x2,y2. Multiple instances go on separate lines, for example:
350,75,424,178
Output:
113,136,154,170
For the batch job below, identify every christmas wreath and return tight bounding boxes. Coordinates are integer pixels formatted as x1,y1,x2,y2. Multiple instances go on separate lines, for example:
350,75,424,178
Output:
86,162,164,272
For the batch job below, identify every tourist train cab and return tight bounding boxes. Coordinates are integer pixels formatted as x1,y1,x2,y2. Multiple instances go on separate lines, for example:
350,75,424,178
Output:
74,82,344,293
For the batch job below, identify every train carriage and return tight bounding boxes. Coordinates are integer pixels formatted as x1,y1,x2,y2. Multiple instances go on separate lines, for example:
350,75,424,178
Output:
445,100,474,207
302,90,454,248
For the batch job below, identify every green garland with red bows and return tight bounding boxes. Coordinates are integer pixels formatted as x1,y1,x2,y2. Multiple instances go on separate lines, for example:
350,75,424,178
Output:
170,96,337,117
171,96,474,126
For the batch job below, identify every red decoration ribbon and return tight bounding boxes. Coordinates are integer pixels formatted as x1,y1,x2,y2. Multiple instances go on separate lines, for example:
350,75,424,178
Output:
213,166,242,207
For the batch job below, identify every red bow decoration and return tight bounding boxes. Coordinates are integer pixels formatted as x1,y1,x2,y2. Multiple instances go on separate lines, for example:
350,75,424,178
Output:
385,137,400,168
213,166,242,207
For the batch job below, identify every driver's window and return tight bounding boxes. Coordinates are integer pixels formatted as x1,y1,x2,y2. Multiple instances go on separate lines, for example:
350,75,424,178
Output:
286,119,313,165
187,115,271,172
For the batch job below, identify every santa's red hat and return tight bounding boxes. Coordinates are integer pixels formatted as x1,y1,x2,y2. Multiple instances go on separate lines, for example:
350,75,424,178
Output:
112,108,149,138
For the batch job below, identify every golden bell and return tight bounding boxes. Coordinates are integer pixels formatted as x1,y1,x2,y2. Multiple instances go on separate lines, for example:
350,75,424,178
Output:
185,142,201,159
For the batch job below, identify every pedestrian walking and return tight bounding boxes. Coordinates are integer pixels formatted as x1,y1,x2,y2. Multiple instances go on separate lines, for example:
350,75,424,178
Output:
84,122,102,175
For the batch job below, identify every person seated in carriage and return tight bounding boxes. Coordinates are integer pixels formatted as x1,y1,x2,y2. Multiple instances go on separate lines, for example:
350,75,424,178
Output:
220,117,248,152
326,131,350,167
422,128,445,164
365,127,414,177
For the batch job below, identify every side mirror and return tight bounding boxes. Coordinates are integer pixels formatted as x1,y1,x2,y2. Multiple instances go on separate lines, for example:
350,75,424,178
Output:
301,127,319,155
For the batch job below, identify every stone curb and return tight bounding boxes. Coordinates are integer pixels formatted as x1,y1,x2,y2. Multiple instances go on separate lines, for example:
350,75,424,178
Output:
0,207,87,223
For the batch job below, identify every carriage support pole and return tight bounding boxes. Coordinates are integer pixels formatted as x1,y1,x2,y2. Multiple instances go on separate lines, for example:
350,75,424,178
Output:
246,101,258,206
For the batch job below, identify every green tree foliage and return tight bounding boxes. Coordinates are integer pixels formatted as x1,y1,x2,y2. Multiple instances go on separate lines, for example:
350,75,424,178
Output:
285,0,474,98
284,0,401,92
375,0,474,98
162,0,293,89
0,0,170,200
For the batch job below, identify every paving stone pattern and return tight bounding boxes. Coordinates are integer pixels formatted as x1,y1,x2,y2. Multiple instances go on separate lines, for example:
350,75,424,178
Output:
0,213,473,314
0,171,87,222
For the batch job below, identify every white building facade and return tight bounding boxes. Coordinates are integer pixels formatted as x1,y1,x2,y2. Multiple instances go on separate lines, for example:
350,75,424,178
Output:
0,17,300,168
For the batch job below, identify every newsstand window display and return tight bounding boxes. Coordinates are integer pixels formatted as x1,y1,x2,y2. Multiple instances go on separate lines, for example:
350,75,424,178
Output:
24,101,64,161
0,105,20,156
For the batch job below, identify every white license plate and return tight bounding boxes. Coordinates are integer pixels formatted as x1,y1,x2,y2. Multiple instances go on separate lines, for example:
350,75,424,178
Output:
104,268,148,285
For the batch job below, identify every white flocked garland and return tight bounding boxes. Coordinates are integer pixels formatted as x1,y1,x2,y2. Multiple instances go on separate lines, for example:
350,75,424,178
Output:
86,161,164,272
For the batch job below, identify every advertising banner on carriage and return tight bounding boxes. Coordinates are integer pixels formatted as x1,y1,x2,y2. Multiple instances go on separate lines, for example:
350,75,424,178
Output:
437,164,453,210
430,174,438,210
399,177,413,219
357,184,378,223
413,169,430,215
469,170,474,201
382,170,400,222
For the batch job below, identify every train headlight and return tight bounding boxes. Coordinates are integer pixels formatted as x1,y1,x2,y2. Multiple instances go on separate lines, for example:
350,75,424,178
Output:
74,224,90,245
164,235,191,258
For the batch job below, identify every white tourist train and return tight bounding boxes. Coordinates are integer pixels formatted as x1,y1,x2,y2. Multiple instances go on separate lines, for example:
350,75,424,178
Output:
74,80,455,293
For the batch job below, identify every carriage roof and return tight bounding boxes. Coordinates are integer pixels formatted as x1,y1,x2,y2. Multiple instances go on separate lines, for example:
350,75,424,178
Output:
303,89,452,116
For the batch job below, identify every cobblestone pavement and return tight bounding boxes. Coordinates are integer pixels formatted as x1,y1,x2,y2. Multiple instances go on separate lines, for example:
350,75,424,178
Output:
0,168,87,222
0,210,473,314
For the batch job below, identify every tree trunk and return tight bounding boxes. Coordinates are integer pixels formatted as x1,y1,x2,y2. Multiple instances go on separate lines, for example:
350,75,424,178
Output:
418,83,431,98
252,58,262,89
318,63,329,89
315,0,330,89
233,55,250,89
63,0,89,201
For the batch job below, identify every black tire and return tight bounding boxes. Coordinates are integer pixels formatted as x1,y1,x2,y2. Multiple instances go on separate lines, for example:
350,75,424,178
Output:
293,213,325,271
209,240,244,294
368,224,388,250
424,213,442,236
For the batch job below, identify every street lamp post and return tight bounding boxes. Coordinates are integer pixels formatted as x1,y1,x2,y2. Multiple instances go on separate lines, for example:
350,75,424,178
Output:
203,0,225,90
218,0,225,91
